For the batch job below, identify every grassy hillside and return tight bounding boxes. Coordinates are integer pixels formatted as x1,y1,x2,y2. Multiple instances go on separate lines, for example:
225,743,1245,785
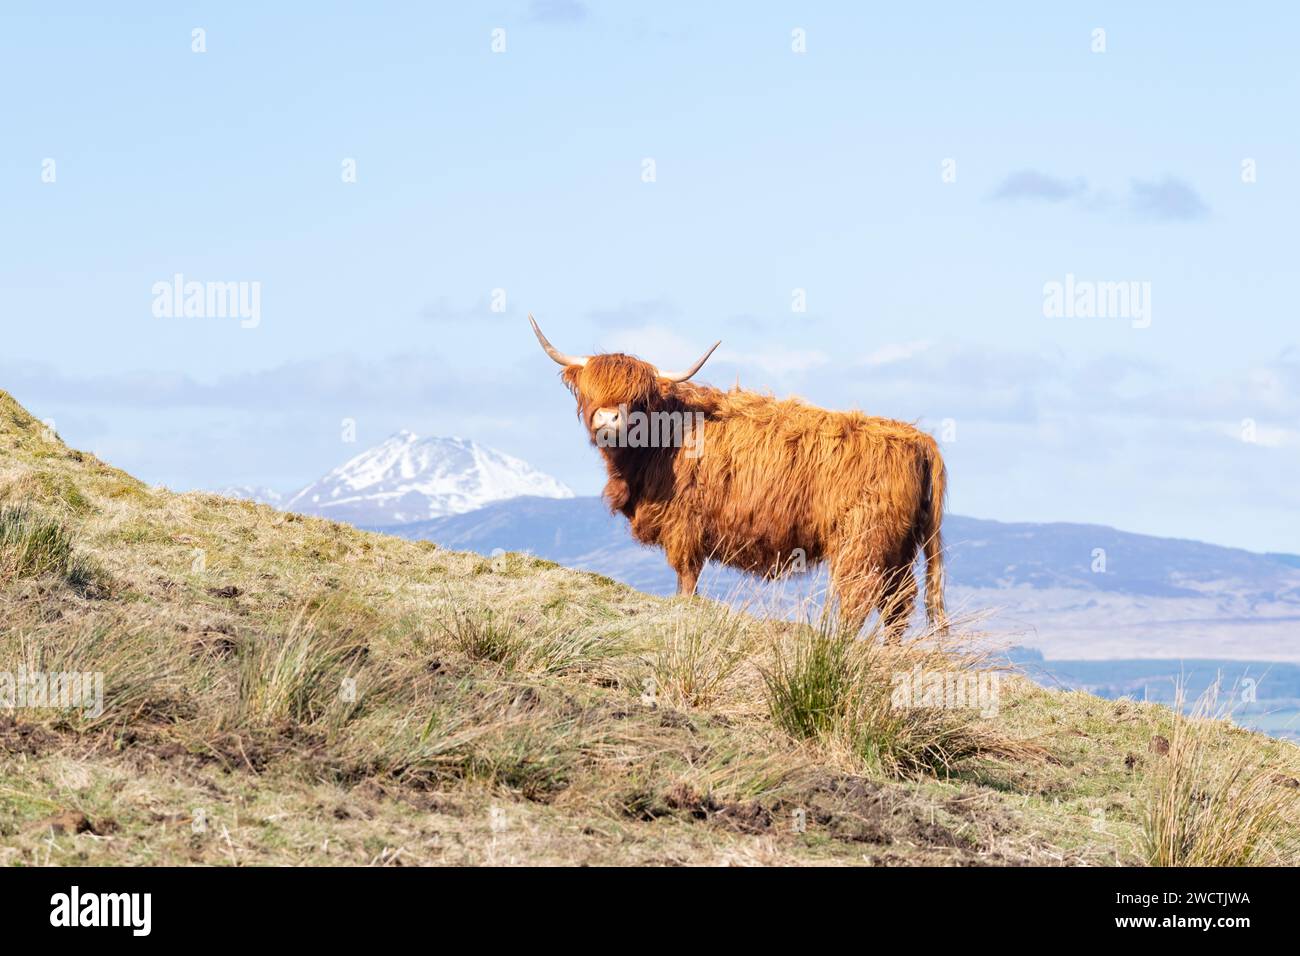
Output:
1,389,1296,866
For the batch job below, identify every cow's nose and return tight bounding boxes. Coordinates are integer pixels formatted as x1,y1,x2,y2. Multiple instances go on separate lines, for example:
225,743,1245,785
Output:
592,408,621,431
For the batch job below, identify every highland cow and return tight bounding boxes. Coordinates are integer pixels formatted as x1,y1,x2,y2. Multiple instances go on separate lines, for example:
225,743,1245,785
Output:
530,315,948,637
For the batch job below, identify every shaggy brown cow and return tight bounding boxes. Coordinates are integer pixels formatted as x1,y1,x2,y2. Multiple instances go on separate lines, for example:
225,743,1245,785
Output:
529,315,947,636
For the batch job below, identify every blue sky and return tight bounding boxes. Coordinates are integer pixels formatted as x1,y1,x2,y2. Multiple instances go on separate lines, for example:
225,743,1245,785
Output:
2,2,1297,551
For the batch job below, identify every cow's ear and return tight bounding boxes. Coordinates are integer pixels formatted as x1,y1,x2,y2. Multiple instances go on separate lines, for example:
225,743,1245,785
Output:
561,365,582,394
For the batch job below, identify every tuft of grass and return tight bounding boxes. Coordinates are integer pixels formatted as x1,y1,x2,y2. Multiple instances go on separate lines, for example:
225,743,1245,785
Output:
235,604,367,727
4,615,197,729
0,505,104,594
341,679,598,800
1143,686,1300,866
762,614,1031,778
521,623,628,677
651,603,753,709
461,714,587,798
335,675,498,783
438,604,522,666
0,505,77,581
838,642,1023,778
762,622,856,740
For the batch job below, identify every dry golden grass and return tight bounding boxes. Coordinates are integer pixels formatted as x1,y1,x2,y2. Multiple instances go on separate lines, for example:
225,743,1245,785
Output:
0,387,1296,866
1142,686,1300,866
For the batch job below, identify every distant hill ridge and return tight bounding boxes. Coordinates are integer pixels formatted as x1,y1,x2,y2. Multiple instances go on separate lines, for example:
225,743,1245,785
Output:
380,494,1300,602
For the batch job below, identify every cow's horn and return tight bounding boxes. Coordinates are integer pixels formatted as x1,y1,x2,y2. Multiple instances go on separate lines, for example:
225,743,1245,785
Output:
529,314,587,368
657,341,720,383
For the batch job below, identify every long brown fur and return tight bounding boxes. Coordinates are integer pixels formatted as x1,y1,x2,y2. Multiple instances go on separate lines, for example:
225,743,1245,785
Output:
559,353,948,637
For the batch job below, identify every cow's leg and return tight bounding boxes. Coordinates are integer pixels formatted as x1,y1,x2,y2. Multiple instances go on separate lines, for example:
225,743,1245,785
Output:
666,539,704,596
670,551,703,596
662,517,705,597
675,565,701,596
828,503,903,637
829,550,885,635
830,564,877,635
877,562,918,643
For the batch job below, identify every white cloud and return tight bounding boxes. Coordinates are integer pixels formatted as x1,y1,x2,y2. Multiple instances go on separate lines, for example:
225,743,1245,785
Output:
726,347,829,377
601,325,716,369
862,339,933,367
600,324,828,379
1212,420,1296,449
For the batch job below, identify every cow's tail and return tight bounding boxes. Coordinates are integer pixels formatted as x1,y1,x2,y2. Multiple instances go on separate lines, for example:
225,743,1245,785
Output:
920,441,949,633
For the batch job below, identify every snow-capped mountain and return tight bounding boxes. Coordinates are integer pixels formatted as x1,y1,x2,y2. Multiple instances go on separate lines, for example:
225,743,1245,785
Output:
283,431,573,527
217,485,285,506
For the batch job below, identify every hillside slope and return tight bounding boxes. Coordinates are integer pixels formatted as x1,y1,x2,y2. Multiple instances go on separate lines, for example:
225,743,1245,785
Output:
1,390,1296,866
